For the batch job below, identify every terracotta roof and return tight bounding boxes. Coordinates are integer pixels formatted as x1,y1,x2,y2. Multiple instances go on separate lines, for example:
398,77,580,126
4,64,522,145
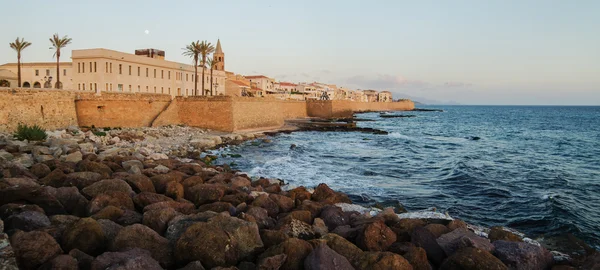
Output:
229,80,249,87
279,82,297,86
251,87,262,91
245,75,268,79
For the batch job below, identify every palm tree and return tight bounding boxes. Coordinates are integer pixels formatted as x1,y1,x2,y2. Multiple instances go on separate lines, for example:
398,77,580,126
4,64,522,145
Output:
50,34,72,89
206,57,219,96
182,41,201,95
9,37,32,87
198,41,215,96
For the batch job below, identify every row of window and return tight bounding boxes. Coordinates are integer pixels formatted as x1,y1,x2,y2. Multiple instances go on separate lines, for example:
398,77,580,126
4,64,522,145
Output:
34,69,67,76
76,82,208,97
77,61,210,82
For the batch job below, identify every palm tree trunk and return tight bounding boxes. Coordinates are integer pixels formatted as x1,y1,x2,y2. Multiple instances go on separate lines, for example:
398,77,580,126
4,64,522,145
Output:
17,53,21,87
56,52,60,89
210,68,214,96
201,62,205,96
194,58,198,96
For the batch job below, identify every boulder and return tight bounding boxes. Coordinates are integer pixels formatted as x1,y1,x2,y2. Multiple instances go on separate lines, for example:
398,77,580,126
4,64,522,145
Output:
251,194,280,218
245,206,275,229
82,179,133,198
311,183,351,204
320,205,350,231
179,261,207,270
62,217,105,255
186,184,227,206
68,249,94,270
304,243,355,270
30,163,52,178
441,247,507,270
165,181,184,200
143,200,195,215
356,219,396,251
0,203,45,220
5,211,51,232
133,192,174,208
76,160,112,179
230,176,251,190
279,219,316,240
124,174,156,193
49,215,81,238
10,231,63,269
269,194,294,213
91,248,163,270
387,242,430,270
143,207,181,235
197,201,235,214
297,200,326,219
110,224,172,268
258,238,313,270
176,215,263,268
92,206,124,221
39,254,78,270
39,169,67,187
425,223,450,238
493,240,553,270
488,226,522,242
288,186,312,204
353,252,412,270
53,186,89,216
0,184,66,215
411,226,446,266
436,228,494,256
97,219,123,244
64,172,103,190
322,233,363,264
391,219,426,242
88,191,134,215
165,211,219,246
122,160,144,172
115,209,143,226
313,218,329,237
260,229,290,248
447,219,467,231
154,165,170,174
257,254,286,270
63,151,83,163
150,172,185,194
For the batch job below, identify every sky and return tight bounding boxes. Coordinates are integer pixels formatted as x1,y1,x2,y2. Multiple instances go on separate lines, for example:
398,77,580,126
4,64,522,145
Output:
2,0,599,105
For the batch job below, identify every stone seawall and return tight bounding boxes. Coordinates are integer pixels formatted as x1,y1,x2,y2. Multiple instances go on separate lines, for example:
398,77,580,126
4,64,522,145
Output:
0,88,415,132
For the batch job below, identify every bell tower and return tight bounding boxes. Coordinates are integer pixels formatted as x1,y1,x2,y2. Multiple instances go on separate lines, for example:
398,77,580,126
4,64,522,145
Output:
214,39,225,71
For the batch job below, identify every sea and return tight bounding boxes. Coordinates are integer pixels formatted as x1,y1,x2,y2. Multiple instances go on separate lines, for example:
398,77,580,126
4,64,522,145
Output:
213,105,600,252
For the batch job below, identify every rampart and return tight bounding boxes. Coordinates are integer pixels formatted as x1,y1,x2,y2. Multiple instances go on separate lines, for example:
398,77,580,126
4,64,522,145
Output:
0,88,414,133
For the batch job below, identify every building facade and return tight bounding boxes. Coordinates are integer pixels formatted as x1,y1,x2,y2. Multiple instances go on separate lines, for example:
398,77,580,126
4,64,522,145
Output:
378,91,393,102
0,62,74,89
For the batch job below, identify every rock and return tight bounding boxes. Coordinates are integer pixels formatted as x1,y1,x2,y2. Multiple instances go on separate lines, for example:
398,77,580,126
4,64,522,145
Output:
488,226,522,242
133,192,173,208
165,212,219,246
165,181,184,200
354,252,412,270
304,243,355,270
154,165,170,173
260,229,289,248
82,179,133,198
92,206,124,221
39,168,67,187
356,220,396,251
129,166,142,175
179,261,207,270
110,224,172,268
115,209,143,226
411,226,446,266
48,215,81,238
269,194,294,213
387,242,430,270
0,204,45,220
12,154,34,168
39,254,78,270
143,200,195,214
143,207,181,235
190,139,217,149
76,160,112,179
63,151,83,163
322,233,363,264
436,228,495,256
311,183,351,205
150,173,183,194
97,219,123,243
0,184,66,215
391,219,427,242
91,248,163,270
88,191,134,215
257,254,287,270
124,174,156,193
69,249,94,270
320,205,350,231
79,143,95,154
10,230,63,269
65,171,103,189
288,186,312,204
122,160,144,172
441,247,507,270
197,201,235,214
230,176,251,190
53,186,89,216
258,238,313,270
186,184,227,206
30,163,52,178
279,219,316,240
5,211,51,232
35,154,55,163
251,194,280,218
176,215,263,268
425,223,450,238
148,153,169,160
493,240,553,270
0,150,14,161
313,218,329,237
447,219,467,231
62,217,105,255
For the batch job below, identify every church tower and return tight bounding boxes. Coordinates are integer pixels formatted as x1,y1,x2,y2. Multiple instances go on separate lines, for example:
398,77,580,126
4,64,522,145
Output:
214,39,225,71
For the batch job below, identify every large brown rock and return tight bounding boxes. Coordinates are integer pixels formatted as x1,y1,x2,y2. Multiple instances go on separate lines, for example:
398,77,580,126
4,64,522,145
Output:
260,229,290,248
39,169,67,187
150,173,183,194
493,240,553,270
68,249,94,270
436,228,494,256
269,194,294,213
288,186,312,204
356,219,396,251
425,223,450,238
110,224,173,268
143,207,181,235
388,242,430,270
77,160,112,179
258,238,313,270
182,176,204,193
488,226,522,242
447,219,467,231
97,219,123,243
87,191,134,214
30,163,52,178
91,206,124,221
82,179,133,198
353,252,412,270
197,201,235,214
440,247,507,270
165,211,219,246
176,215,263,268
322,233,363,264
304,243,355,270
133,192,173,209
124,174,156,193
10,231,63,269
143,200,195,214
52,186,89,217
62,217,105,255
165,181,184,200
411,226,446,266
179,261,207,270
5,210,51,232
391,218,426,242
311,183,351,204
91,248,163,270
39,254,78,270
320,205,350,231
0,203,45,220
186,184,227,206
0,184,66,215
297,200,326,219
256,254,286,270
65,171,103,189
245,206,275,229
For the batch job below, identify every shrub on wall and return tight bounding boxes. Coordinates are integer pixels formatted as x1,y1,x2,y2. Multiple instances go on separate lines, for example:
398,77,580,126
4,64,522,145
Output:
13,123,47,141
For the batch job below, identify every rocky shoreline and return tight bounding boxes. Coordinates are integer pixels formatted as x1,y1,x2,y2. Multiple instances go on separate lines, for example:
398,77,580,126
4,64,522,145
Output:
0,126,598,269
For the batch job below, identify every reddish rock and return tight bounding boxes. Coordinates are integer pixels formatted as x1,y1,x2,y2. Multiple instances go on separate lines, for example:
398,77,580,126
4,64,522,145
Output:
62,217,105,255
304,243,355,270
39,168,67,187
322,233,364,264
179,261,207,270
143,207,181,235
251,194,280,218
288,186,312,204
133,192,173,208
39,254,78,270
186,184,227,206
91,206,125,221
82,179,133,198
124,174,156,193
264,184,282,193
320,205,350,231
279,210,313,226
388,242,430,270
269,194,294,213
182,176,204,193
425,223,450,238
0,183,66,215
115,209,143,226
49,215,81,239
64,171,103,189
252,178,271,188
493,240,553,270
150,173,181,194
76,160,112,179
0,203,45,220
221,191,250,206
441,247,507,270
257,254,287,270
311,183,351,204
411,226,446,266
97,219,123,243
353,252,412,270
165,181,184,200
30,163,52,178
91,248,162,270
230,176,251,189
436,228,494,256
391,218,426,242
447,219,467,231
143,200,195,214
279,219,317,240
88,191,134,214
164,212,219,246
356,219,396,251
197,201,235,214
10,230,63,269
176,164,204,175
488,226,522,242
258,238,313,270
52,186,89,217
260,229,290,248
110,224,172,268
297,200,326,219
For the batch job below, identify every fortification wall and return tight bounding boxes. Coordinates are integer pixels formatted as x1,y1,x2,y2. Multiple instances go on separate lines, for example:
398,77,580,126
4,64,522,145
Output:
177,96,234,132
306,100,333,118
75,92,171,128
280,100,308,119
0,88,78,132
231,97,284,131
308,99,415,118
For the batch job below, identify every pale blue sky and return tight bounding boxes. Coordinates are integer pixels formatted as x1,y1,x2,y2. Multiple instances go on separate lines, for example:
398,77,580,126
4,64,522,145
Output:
2,0,599,104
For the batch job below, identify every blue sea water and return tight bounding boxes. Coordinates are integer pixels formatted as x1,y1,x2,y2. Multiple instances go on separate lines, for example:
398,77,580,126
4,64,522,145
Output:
215,106,600,250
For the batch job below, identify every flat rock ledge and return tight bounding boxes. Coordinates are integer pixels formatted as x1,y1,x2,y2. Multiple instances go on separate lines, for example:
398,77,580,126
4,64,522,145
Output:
0,125,597,270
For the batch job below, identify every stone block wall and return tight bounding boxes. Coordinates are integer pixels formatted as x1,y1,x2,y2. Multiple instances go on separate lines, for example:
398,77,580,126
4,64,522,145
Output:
0,88,78,132
177,96,234,132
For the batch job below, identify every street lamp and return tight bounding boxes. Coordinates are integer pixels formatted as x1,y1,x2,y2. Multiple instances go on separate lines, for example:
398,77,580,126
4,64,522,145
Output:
43,76,53,89
213,82,219,95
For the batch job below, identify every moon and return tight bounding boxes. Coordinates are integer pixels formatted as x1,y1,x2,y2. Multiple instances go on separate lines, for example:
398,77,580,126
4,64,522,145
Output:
144,30,150,35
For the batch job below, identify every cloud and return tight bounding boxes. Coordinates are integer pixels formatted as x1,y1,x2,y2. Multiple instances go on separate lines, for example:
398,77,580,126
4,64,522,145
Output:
345,74,429,90
443,82,473,88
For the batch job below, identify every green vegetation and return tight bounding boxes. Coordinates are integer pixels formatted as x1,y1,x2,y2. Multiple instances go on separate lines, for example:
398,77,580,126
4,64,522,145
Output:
14,123,47,141
93,131,107,137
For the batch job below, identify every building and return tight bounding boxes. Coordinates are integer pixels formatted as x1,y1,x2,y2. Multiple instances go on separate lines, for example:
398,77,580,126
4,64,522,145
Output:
363,90,379,102
225,80,250,96
244,75,275,92
0,40,227,98
378,91,393,102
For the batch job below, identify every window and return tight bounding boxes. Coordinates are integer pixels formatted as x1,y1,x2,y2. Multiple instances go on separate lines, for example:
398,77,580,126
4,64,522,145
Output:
82,63,85,73
89,62,92,72
106,83,108,91
161,87,163,93
94,83,97,92
168,87,171,94
129,65,131,75
106,62,108,73
153,86,156,93
129,85,131,92
146,68,148,77
110,83,113,91
36,69,40,76
146,86,149,92
154,69,156,78
161,70,164,79
110,63,112,73
137,85,140,92
168,71,171,79
186,74,188,81
90,83,92,90
138,67,140,76
83,83,86,91
78,84,80,90
119,64,122,74
94,62,97,72
63,69,66,76
46,69,50,76
118,84,123,92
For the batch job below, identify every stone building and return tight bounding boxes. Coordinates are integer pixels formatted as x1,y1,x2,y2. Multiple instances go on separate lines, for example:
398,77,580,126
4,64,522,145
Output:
363,90,379,102
244,75,275,92
0,62,73,89
378,91,393,102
